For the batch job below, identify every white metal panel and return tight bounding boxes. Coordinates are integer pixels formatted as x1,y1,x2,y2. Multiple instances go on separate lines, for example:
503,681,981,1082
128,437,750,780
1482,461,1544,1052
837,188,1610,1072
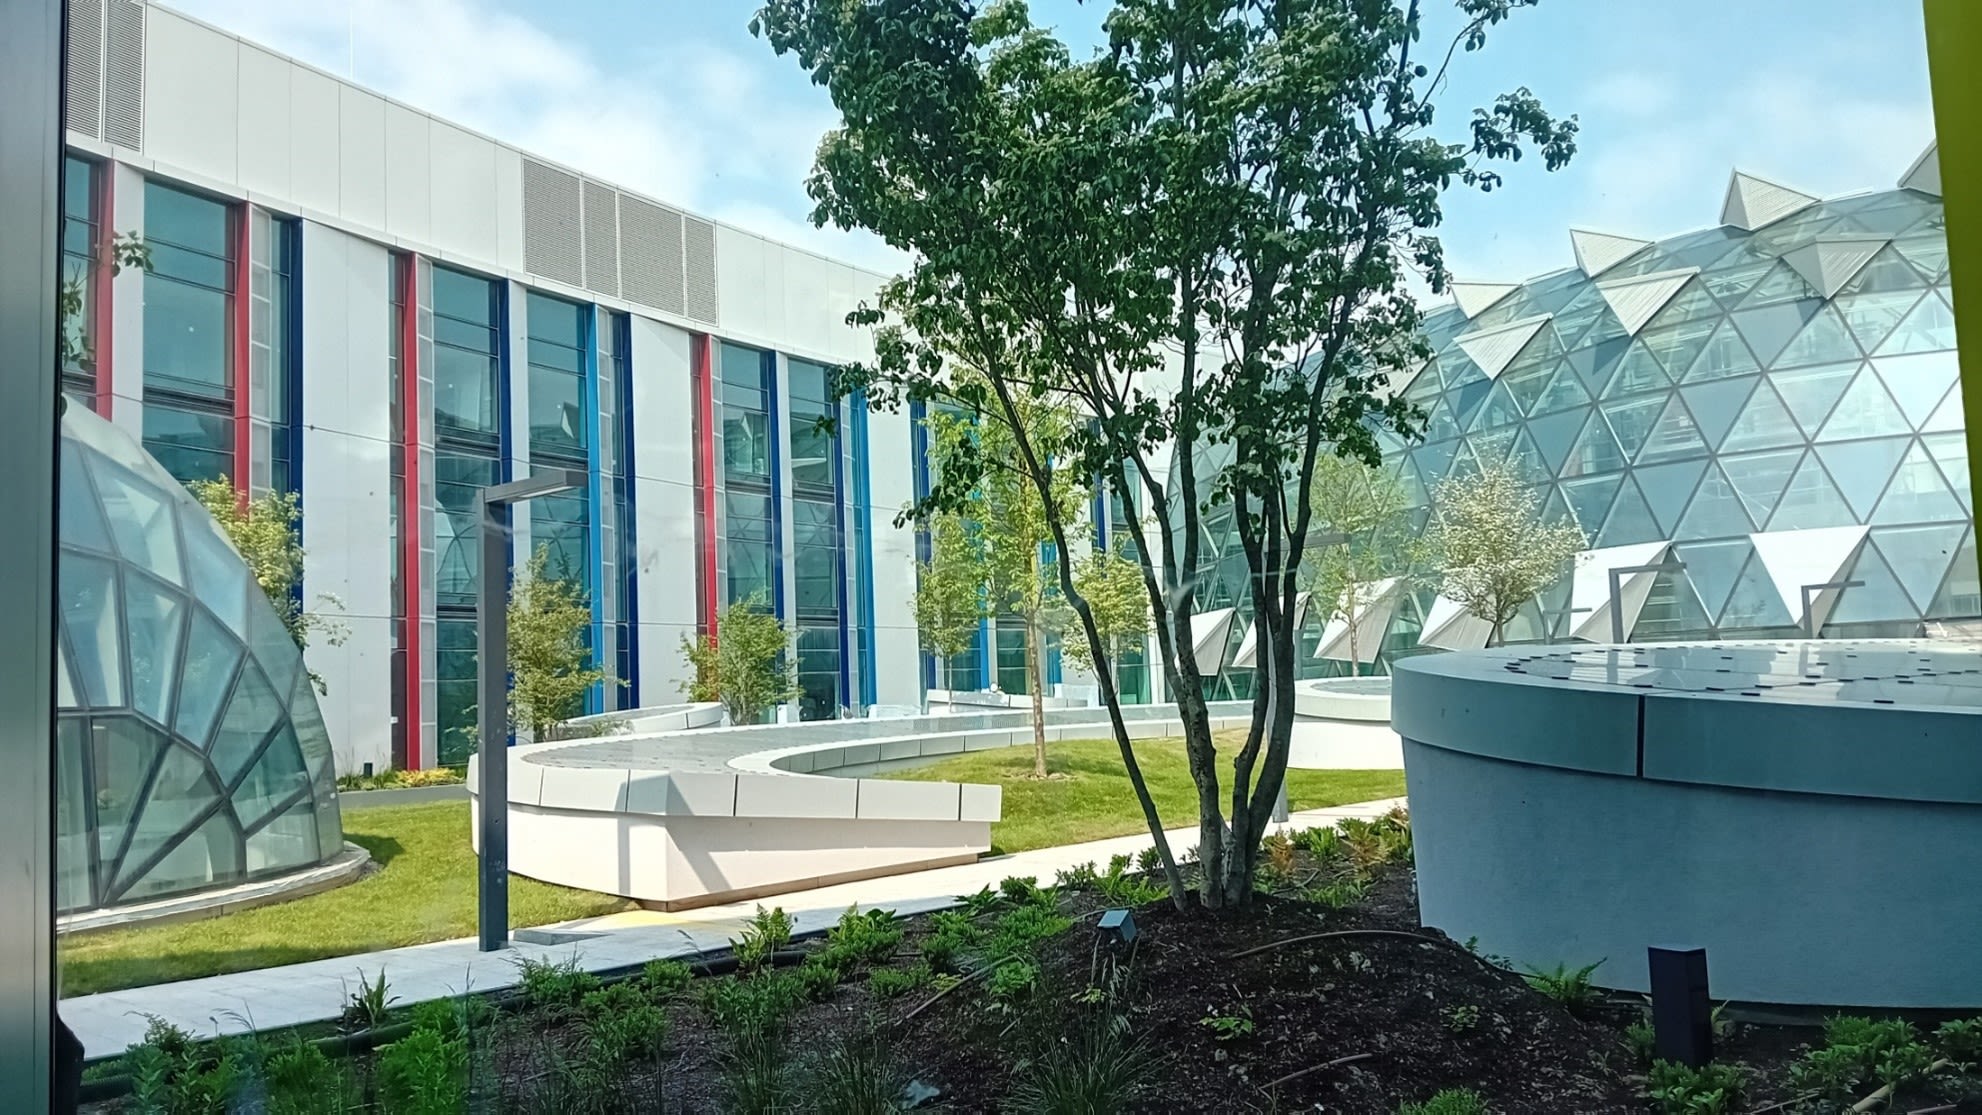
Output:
142,9,238,181
383,103,432,245
1569,229,1652,277
234,44,291,198
1595,269,1699,335
1900,142,1941,196
715,224,776,342
1566,541,1670,641
493,146,526,271
1748,526,1869,627
1721,171,1819,231
1784,236,1890,299
1451,281,1517,318
427,121,498,262
627,314,694,482
781,250,836,356
1455,314,1551,378
337,85,387,229
636,621,698,704
288,65,341,217
865,404,914,514
108,162,145,439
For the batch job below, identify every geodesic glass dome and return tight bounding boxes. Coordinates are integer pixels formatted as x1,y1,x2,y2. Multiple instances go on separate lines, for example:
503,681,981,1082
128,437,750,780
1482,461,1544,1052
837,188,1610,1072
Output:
1184,161,1977,697
56,402,343,915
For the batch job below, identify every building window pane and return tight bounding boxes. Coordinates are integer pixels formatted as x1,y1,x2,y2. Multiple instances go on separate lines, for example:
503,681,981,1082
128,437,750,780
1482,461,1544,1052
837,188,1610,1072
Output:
143,183,233,401
432,266,501,440
142,402,235,486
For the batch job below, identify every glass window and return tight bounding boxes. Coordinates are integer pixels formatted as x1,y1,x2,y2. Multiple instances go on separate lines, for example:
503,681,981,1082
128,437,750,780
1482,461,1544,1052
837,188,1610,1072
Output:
995,619,1030,694
432,266,502,440
435,450,501,606
794,497,838,618
143,182,233,400
531,488,589,584
143,401,235,486
796,624,840,721
436,617,479,764
62,157,99,391
527,292,588,462
724,409,771,480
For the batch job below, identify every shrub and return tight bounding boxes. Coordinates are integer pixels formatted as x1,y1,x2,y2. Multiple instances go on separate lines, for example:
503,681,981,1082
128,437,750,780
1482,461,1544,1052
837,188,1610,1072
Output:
1522,959,1605,1015
340,967,398,1031
732,905,796,973
1935,1016,1982,1062
642,957,694,998
1646,1060,1744,1115
1296,825,1342,861
1262,831,1297,877
515,954,600,1017
1055,861,1099,889
988,959,1040,1012
999,875,1042,904
987,904,1074,963
1006,1021,1156,1114
1094,858,1167,907
406,996,487,1044
1135,846,1161,874
125,1015,238,1115
804,1030,905,1115
868,964,933,1000
1306,877,1368,910
1623,1020,1656,1064
1787,1045,1862,1104
1395,1088,1488,1115
1875,1039,1938,1092
958,885,1004,918
701,972,808,1041
795,957,845,1003
720,1033,797,1115
920,911,981,973
816,906,903,971
376,1023,468,1115
259,1036,353,1115
581,982,668,1064
1822,1015,1922,1081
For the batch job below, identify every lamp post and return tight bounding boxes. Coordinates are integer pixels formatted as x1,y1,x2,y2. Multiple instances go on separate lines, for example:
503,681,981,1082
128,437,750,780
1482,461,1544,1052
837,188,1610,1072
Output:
1607,560,1687,645
477,468,584,952
1800,580,1864,641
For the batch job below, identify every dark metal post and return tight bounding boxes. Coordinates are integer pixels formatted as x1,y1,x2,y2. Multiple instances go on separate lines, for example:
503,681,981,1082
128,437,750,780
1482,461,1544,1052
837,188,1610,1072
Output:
1800,580,1864,640
1648,947,1714,1068
1607,560,1687,644
475,469,583,953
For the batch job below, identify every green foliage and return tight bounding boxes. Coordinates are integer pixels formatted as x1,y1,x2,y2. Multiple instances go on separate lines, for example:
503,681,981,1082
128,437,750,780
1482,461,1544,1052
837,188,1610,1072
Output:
259,1036,353,1115
1522,959,1605,1015
1305,455,1415,675
1005,1022,1157,1115
719,1033,797,1115
1417,463,1587,646
1935,1016,1982,1062
1395,1088,1490,1115
1875,1038,1938,1092
1645,1060,1744,1115
376,1021,468,1115
732,905,796,973
1787,1045,1863,1104
514,954,601,1018
987,958,1040,1012
1055,861,1100,889
678,593,800,725
1442,1003,1483,1036
60,231,149,368
187,480,346,693
1135,846,1161,875
1062,543,1151,680
1200,1004,1255,1042
959,885,1005,918
1305,876,1369,910
1093,856,1167,907
914,512,988,669
406,995,487,1045
920,910,982,973
1623,1020,1656,1065
124,1015,238,1115
1001,875,1044,904
641,957,694,998
700,971,808,1042
803,1030,907,1115
508,545,608,739
1296,825,1343,862
816,906,904,971
795,957,845,1003
580,982,668,1065
868,963,933,1000
339,966,398,1031
1823,1015,1922,1081
987,903,1075,963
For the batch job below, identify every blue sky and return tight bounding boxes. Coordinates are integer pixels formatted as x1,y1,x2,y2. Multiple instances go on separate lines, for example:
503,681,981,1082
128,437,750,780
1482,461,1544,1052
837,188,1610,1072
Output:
171,0,1935,287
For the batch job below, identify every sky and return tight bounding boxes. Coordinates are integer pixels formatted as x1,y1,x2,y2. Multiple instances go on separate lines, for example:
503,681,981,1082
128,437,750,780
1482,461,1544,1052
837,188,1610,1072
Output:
164,0,1936,289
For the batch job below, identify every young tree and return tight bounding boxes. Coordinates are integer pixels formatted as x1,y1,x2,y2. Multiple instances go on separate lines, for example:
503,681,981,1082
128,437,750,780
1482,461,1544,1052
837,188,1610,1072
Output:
1305,456,1414,675
678,594,802,726
755,0,1573,907
1418,463,1585,646
508,545,607,739
1062,545,1151,696
913,513,985,711
187,479,346,693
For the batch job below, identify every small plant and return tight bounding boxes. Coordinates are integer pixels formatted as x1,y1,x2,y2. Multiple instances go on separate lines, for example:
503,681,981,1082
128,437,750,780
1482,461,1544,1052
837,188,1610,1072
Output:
1874,1038,1938,1093
816,906,903,971
376,1021,468,1115
125,1015,238,1115
1935,1016,1982,1062
340,967,398,1031
803,1029,906,1114
1056,861,1100,889
1094,857,1167,907
733,905,796,972
1822,1015,1922,1080
1623,1019,1656,1064
1006,1021,1157,1114
1787,1044,1863,1105
868,964,933,1000
1262,831,1297,877
406,996,486,1044
514,954,600,1017
580,982,668,1064
1200,1004,1255,1042
988,958,1040,1011
1135,846,1161,874
1296,825,1343,861
987,903,1075,963
958,885,1004,918
1522,959,1605,1015
796,957,845,1002
1646,1059,1744,1115
642,957,694,998
701,971,808,1042
920,910,982,973
1306,876,1369,910
260,1035,354,1115
720,1032,798,1114
1394,1088,1489,1115
1442,1003,1482,1035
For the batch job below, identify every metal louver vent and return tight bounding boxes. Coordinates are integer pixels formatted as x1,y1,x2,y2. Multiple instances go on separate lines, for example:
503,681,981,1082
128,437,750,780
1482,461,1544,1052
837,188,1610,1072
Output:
103,0,145,149
521,158,584,288
683,216,720,324
581,180,620,299
617,195,686,316
66,0,104,139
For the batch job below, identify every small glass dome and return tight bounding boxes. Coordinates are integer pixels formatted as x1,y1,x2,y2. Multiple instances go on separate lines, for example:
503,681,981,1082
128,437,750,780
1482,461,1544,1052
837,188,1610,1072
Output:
55,402,344,915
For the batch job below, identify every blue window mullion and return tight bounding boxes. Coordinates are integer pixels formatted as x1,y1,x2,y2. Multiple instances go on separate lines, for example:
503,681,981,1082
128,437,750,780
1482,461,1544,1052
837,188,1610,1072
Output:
853,394,876,708
910,399,934,693
831,398,851,714
583,305,607,716
764,349,785,623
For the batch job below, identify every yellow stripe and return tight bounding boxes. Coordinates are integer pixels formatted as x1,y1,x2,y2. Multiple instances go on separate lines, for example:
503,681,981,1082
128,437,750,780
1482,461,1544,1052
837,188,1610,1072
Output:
1925,1,1982,565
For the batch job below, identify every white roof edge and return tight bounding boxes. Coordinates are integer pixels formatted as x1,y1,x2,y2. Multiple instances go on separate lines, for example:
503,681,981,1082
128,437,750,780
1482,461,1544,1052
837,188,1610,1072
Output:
1900,141,1942,197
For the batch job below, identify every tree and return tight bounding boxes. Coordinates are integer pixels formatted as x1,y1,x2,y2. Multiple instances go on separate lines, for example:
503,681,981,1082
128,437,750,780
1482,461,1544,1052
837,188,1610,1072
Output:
923,389,1089,777
755,0,1573,908
1417,463,1585,646
1063,544,1151,694
678,594,802,726
60,232,148,371
1304,456,1414,675
913,514,985,711
187,479,346,693
508,545,607,739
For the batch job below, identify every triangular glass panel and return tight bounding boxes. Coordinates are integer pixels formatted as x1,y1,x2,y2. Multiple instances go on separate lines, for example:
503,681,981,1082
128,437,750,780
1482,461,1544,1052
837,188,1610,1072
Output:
1637,395,1707,465
112,742,222,896
1922,432,1971,511
1634,459,1708,534
1718,551,1796,630
1816,369,1910,441
1677,462,1756,538
59,440,114,554
1927,529,1980,620
1770,361,1858,435
1871,352,1959,430
1643,281,1722,332
1502,357,1556,414
1681,376,1757,450
1921,384,1964,433
1717,383,1805,453
1870,523,1967,611
1561,410,1628,479
1767,452,1859,530
120,809,243,905
1566,336,1631,397
1773,303,1862,370
1681,320,1761,383
1422,397,1462,441
1641,316,1719,381
1561,473,1623,536
1600,394,1666,462
1673,537,1756,621
210,663,285,786
1549,284,1612,348
1468,427,1516,471
1827,545,1913,626
1731,299,1823,366
1528,408,1590,475
174,608,242,750
1736,260,1822,309
1838,245,1929,296
1532,362,1593,413
1449,378,1492,429
1701,256,1777,308
93,462,184,587
1629,569,1715,642
1874,291,1957,356
1538,484,1574,528
1719,447,1805,527
1504,427,1551,485
124,572,186,729
1467,381,1524,432
1894,233,1949,280
231,724,310,829
1813,436,1909,518
1603,340,1671,399
1412,438,1460,482
1448,437,1482,479
1834,290,1923,352
1851,203,1937,238
1393,456,1429,509
1597,480,1661,547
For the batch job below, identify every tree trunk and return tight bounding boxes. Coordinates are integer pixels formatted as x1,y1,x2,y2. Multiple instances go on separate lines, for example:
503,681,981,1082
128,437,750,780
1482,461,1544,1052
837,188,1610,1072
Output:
1346,598,1361,678
1025,613,1047,778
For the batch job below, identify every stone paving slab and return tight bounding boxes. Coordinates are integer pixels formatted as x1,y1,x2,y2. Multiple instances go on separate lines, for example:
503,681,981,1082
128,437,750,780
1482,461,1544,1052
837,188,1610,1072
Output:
61,797,1403,1059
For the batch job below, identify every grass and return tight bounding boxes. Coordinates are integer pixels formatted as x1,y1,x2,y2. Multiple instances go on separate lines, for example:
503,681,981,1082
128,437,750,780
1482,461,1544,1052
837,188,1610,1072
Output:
59,801,632,997
884,731,1406,853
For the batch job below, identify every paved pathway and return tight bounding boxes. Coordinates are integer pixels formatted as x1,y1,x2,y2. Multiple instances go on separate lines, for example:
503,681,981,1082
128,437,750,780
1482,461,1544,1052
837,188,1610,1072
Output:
61,797,1404,1059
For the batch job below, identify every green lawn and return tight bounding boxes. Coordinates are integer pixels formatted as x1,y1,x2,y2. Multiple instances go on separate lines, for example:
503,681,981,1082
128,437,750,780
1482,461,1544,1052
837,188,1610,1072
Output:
884,732,1406,853
60,801,632,997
